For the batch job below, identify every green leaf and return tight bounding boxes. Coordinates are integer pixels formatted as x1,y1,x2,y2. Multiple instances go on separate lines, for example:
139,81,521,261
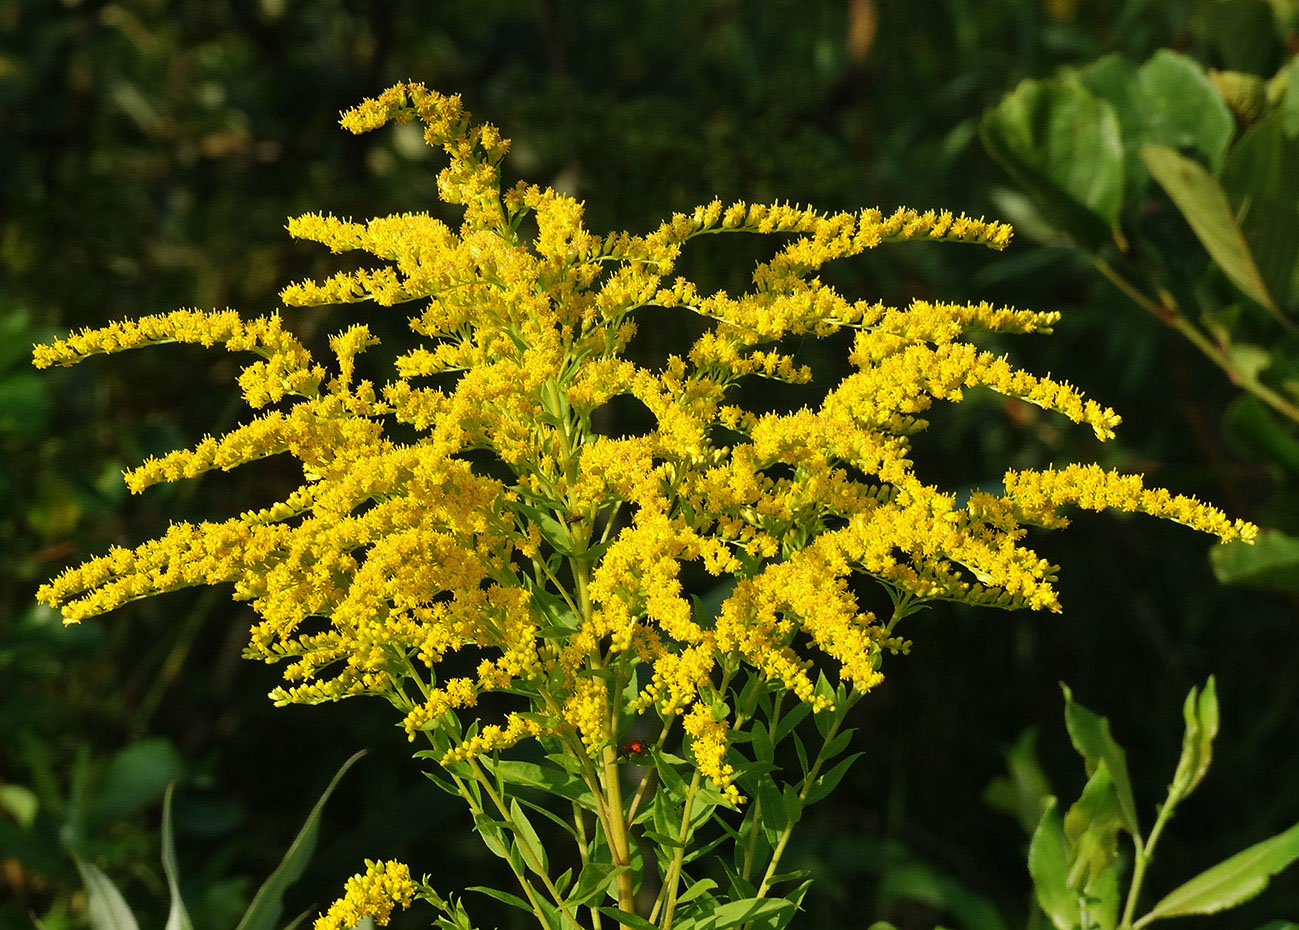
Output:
73,855,142,930
1063,762,1125,888
596,907,659,930
1060,684,1140,839
1211,527,1299,592
674,877,717,906
707,897,796,930
1143,820,1299,920
1280,54,1299,138
509,798,549,877
160,785,194,930
984,727,1053,836
91,738,185,828
1169,677,1219,801
1136,50,1236,172
468,885,536,914
1141,143,1279,315
982,77,1125,249
1028,798,1080,930
567,862,625,908
1221,112,1299,312
234,750,365,930
803,752,863,806
0,784,38,829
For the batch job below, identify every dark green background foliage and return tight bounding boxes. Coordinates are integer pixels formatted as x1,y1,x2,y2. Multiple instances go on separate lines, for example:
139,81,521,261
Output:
2,1,1296,928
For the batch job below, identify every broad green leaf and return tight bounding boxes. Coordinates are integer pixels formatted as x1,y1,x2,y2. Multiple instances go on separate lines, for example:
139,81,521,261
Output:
1143,820,1299,920
1212,527,1299,591
234,750,365,930
73,855,142,930
1141,144,1279,315
1221,112,1299,312
1028,798,1081,930
1061,684,1140,838
160,785,194,930
1169,677,1218,801
981,77,1124,249
1137,50,1235,172
91,738,184,829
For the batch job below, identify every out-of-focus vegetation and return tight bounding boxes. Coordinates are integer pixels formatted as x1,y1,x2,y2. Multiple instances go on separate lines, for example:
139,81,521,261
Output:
2,1,1296,928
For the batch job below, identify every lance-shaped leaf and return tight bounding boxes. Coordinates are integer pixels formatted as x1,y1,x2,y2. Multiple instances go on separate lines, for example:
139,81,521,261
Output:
1142,820,1299,921
73,855,142,930
1061,684,1140,839
161,785,194,930
234,750,365,930
1064,761,1125,892
1167,677,1218,803
1140,144,1280,317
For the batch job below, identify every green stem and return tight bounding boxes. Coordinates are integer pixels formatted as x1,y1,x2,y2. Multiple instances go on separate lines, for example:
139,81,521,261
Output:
649,768,702,929
1094,257,1299,425
1125,795,1180,930
754,693,857,900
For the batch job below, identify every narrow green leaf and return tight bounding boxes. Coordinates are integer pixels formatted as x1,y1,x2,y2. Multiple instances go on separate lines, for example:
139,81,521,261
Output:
234,750,365,930
1061,684,1140,838
160,784,194,930
73,855,142,930
674,877,717,906
596,906,659,930
509,798,549,876
804,752,863,806
1140,144,1279,315
1169,677,1218,801
467,885,536,914
1144,820,1299,920
708,897,795,930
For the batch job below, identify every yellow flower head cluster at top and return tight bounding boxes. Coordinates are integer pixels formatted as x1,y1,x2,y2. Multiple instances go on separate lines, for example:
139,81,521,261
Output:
33,83,1256,803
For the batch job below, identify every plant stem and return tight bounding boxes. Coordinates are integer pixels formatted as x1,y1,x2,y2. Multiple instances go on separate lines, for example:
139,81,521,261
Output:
1093,257,1299,425
1124,794,1180,930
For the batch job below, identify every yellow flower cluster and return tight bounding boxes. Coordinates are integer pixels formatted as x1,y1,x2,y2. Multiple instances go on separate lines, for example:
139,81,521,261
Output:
314,859,416,930
34,82,1255,803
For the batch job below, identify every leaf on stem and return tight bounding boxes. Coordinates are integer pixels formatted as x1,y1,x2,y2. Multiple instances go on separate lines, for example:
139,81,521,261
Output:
1141,820,1299,922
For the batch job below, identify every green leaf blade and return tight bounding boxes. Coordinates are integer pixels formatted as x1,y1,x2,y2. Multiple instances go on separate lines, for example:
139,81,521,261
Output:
1144,820,1299,921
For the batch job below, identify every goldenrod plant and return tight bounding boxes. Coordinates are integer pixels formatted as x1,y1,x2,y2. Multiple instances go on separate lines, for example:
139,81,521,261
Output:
34,85,1278,930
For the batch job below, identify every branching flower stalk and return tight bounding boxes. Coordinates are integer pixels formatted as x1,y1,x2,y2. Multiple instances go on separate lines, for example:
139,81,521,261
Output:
33,84,1256,930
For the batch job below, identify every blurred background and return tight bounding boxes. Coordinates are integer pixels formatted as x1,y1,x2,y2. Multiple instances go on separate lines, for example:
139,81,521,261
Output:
2,1,1297,928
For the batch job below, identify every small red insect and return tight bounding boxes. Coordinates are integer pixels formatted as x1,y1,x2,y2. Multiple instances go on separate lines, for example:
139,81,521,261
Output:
618,738,648,757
